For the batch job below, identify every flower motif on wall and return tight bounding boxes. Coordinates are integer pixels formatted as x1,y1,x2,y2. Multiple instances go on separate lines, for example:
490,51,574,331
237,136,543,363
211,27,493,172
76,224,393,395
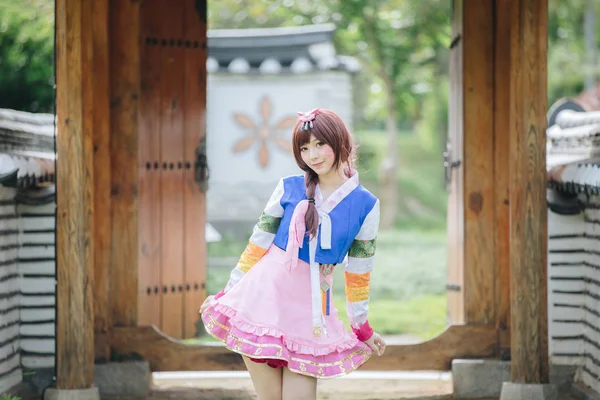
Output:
232,95,297,168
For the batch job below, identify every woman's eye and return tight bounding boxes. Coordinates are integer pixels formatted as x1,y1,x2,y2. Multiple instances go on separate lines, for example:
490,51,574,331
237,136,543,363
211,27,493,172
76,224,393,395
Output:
300,147,308,152
316,142,324,147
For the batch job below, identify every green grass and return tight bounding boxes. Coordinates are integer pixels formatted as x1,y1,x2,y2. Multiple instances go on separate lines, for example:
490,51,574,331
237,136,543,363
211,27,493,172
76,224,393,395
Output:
0,395,21,400
340,230,448,301
331,294,447,339
207,233,249,258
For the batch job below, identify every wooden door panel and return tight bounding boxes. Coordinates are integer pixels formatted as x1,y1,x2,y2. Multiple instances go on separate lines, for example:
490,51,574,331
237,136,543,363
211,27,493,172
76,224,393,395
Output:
158,2,185,340
139,0,207,339
182,0,208,339
138,0,164,330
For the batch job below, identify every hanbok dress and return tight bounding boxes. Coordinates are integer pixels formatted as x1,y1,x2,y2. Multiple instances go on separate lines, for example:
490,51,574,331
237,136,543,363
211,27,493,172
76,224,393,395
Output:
201,172,380,379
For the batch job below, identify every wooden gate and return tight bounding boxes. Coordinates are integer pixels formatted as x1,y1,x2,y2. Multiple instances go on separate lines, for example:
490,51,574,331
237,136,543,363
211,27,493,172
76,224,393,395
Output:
445,0,465,325
109,0,528,371
54,0,548,386
137,0,208,339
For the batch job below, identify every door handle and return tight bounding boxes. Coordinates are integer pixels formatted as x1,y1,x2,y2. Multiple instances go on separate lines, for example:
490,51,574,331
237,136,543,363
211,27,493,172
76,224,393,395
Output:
443,142,461,190
195,136,209,193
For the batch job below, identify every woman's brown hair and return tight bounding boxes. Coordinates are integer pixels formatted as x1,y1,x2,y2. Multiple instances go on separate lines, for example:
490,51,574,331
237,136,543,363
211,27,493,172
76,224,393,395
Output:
291,109,356,238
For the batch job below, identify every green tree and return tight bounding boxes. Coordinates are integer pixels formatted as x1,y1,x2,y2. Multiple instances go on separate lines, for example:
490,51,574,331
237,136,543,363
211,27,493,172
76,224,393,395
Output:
0,0,55,113
547,0,599,103
322,0,450,228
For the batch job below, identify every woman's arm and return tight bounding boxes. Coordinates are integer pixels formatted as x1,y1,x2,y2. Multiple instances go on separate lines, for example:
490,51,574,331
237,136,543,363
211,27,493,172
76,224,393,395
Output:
344,199,380,341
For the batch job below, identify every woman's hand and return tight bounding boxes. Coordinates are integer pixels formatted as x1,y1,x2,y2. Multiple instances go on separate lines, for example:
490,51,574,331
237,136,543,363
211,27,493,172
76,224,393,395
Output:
364,332,386,356
199,295,215,314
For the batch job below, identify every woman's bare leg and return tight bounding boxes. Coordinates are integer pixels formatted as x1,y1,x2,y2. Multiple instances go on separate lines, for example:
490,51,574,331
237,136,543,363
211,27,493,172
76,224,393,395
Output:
281,367,317,400
242,356,283,400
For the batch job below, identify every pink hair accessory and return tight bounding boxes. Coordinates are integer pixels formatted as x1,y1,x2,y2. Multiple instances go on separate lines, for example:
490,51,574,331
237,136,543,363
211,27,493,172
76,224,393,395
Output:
297,108,320,131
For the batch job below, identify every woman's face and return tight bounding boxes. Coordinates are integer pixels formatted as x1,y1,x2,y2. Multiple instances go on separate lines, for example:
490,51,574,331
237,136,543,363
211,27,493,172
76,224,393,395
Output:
300,134,337,176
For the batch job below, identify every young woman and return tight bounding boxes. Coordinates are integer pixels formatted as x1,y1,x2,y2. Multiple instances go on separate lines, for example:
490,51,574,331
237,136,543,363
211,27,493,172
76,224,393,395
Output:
200,108,386,400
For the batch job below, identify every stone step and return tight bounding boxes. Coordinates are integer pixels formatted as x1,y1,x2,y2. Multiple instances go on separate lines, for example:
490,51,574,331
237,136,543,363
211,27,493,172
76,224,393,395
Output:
148,371,453,400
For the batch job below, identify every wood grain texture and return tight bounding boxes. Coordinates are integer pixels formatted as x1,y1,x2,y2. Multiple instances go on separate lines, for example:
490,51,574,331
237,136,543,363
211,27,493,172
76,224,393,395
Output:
138,0,208,338
446,0,465,324
92,0,112,363
112,326,244,371
109,0,140,327
462,0,496,325
508,0,549,383
158,2,186,340
494,0,512,360
55,0,95,388
138,0,165,330
182,0,208,338
111,325,497,372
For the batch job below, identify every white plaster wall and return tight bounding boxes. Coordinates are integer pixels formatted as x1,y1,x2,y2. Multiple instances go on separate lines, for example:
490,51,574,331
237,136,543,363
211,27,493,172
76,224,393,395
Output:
206,71,353,223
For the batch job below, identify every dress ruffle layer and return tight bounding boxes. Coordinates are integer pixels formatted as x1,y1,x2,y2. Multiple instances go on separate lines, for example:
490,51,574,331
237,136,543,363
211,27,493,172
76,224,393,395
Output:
202,304,371,379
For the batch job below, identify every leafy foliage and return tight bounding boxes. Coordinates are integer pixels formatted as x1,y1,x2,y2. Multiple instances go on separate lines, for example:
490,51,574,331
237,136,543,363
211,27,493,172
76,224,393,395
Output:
0,0,55,112
210,0,450,125
0,394,22,400
547,0,600,103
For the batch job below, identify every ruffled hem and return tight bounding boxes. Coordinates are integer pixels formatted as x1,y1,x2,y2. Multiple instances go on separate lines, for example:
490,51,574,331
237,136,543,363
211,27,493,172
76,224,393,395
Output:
212,303,360,356
202,305,371,379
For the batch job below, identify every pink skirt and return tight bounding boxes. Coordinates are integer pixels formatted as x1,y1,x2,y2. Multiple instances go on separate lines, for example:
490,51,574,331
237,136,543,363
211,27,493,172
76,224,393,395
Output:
201,245,371,379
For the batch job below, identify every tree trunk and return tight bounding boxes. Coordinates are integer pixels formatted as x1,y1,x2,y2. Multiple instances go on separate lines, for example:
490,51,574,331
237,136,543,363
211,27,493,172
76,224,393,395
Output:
379,83,399,230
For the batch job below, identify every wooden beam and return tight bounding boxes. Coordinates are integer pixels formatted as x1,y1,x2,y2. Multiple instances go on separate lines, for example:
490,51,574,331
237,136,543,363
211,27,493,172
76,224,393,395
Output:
494,0,512,360
92,0,112,363
360,325,497,371
55,0,95,389
508,0,549,383
109,0,140,327
463,0,497,325
111,325,497,371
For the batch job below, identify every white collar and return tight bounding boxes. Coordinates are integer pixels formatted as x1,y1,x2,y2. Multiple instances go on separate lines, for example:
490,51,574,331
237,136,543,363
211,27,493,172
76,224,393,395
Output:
315,171,359,214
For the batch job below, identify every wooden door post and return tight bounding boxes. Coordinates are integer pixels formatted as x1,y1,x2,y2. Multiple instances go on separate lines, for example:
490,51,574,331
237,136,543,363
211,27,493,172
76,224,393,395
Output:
92,0,112,364
54,0,98,394
501,0,554,398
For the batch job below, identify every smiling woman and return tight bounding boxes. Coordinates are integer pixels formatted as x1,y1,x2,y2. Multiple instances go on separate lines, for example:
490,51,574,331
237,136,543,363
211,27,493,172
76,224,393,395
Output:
200,108,385,399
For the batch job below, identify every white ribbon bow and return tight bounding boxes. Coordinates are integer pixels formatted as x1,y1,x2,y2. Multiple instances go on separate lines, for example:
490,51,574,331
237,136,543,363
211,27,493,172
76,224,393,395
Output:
317,210,332,250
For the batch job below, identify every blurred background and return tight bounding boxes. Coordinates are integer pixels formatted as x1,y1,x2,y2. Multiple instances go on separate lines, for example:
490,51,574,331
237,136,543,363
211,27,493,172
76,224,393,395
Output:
0,0,598,343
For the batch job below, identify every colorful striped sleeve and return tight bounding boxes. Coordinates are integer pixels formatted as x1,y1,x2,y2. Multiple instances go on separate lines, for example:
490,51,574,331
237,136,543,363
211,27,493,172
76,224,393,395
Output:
344,199,380,341
223,179,285,292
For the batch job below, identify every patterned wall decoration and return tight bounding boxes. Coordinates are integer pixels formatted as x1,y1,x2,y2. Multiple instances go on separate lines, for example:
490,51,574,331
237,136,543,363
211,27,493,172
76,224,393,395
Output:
232,95,297,168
